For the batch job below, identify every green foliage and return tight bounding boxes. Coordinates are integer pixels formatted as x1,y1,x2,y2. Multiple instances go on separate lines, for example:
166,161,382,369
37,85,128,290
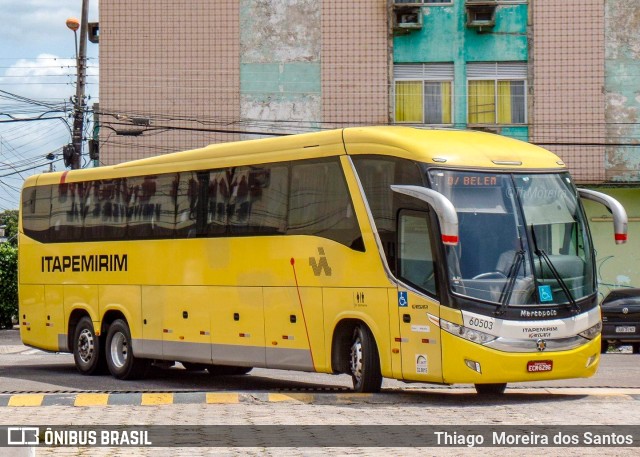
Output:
0,210,18,247
0,243,18,329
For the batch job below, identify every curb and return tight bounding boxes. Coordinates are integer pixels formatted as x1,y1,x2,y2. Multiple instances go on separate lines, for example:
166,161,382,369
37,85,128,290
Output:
0,392,348,408
1,389,639,407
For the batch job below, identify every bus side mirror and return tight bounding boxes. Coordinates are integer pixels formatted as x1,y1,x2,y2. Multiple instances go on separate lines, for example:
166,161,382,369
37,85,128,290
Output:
578,188,628,245
391,185,459,246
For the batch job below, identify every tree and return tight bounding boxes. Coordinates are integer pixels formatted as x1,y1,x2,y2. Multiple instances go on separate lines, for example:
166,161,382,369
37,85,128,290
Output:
0,210,18,247
0,242,18,329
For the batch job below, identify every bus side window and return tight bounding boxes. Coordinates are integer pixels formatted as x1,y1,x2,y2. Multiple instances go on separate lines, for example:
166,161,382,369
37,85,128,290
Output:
228,165,288,235
126,174,177,239
22,185,51,243
176,172,198,237
50,182,84,242
397,210,437,296
288,159,362,250
351,156,426,271
207,169,230,235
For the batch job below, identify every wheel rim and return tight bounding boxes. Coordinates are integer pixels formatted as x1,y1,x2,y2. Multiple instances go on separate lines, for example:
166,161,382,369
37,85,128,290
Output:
110,331,128,369
350,330,363,384
77,328,95,364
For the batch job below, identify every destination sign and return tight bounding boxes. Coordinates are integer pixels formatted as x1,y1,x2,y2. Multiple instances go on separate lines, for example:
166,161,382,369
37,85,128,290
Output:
447,175,499,187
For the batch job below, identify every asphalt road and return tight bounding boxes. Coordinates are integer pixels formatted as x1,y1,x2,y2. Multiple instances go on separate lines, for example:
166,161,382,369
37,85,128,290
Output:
1,328,639,393
2,328,640,456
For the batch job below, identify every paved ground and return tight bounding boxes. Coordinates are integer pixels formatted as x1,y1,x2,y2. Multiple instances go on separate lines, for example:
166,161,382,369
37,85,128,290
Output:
2,386,640,456
2,328,640,456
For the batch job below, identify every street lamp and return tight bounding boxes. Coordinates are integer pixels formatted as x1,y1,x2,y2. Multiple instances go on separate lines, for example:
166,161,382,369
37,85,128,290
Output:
65,1,89,170
66,17,80,58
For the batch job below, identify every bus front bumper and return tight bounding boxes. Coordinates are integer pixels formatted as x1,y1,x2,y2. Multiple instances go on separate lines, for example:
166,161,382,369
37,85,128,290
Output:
441,331,601,385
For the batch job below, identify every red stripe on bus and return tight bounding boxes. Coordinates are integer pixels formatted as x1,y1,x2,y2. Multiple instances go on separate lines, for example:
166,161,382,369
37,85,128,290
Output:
615,233,627,241
60,171,69,184
441,234,458,244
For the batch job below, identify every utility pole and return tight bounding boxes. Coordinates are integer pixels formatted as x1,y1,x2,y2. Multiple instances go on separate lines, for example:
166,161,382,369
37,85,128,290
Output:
67,0,90,169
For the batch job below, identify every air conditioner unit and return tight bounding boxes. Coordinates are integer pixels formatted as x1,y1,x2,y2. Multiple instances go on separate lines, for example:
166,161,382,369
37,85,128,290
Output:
465,0,497,31
393,4,423,34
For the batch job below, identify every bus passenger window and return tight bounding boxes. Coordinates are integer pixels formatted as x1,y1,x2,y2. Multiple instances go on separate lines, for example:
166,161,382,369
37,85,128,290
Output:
207,170,230,234
22,185,51,243
228,165,288,235
83,179,127,240
50,182,84,242
288,159,362,250
397,210,437,296
176,172,198,237
126,174,177,239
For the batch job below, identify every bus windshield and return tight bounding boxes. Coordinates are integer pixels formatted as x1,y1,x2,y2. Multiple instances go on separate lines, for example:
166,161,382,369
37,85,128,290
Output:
428,170,595,307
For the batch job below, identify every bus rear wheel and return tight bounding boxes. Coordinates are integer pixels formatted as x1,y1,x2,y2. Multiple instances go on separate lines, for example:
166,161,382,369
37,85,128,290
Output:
105,319,149,380
73,316,106,375
349,324,382,393
475,383,507,395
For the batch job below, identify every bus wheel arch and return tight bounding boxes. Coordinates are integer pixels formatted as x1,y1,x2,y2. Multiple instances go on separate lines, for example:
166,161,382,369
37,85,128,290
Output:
100,309,127,337
331,319,382,393
105,318,149,380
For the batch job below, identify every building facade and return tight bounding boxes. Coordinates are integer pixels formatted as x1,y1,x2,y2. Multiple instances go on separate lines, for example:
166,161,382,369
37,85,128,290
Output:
99,0,388,164
98,0,639,291
392,0,529,142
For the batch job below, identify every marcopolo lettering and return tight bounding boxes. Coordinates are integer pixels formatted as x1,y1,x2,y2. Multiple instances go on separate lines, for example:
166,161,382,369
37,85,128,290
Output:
41,254,128,273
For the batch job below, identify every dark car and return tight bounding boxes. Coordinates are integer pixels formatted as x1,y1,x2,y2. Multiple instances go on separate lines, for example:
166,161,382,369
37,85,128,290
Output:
601,288,640,354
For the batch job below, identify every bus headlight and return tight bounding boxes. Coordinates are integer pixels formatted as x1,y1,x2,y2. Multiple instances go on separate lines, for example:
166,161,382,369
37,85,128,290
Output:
578,321,602,340
440,319,497,345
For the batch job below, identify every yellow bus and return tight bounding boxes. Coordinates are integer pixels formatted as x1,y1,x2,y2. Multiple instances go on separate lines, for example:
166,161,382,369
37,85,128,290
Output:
19,126,627,394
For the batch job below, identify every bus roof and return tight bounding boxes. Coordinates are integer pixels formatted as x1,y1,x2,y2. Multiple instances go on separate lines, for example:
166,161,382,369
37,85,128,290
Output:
25,126,565,187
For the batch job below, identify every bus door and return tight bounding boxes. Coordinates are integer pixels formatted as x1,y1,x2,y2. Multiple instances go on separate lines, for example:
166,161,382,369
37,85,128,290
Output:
396,210,443,383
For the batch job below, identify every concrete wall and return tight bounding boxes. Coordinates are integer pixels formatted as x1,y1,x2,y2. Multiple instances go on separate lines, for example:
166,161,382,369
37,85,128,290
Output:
240,0,321,132
605,0,640,182
583,188,640,296
99,0,389,161
531,0,605,183
99,0,241,164
321,0,389,127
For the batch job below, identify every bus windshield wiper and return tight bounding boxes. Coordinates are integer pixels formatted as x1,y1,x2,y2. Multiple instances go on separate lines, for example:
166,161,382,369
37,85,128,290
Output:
530,226,581,315
495,250,525,316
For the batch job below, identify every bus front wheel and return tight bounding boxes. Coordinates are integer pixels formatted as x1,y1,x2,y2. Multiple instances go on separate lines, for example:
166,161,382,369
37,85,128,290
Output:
73,316,106,375
349,324,382,393
105,319,149,380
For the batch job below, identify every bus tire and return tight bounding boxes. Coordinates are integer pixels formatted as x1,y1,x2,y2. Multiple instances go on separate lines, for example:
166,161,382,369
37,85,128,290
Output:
349,324,382,393
73,316,106,375
475,383,507,395
105,319,149,380
207,365,253,376
601,340,609,354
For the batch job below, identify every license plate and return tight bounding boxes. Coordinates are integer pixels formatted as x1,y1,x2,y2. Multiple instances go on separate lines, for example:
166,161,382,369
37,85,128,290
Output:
615,326,636,333
527,360,553,373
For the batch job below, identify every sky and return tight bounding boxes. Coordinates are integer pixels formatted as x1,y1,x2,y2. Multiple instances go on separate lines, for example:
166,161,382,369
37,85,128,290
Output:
0,0,99,211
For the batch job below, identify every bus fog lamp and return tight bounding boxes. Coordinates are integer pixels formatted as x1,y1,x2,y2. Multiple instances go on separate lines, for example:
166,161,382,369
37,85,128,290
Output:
464,359,482,373
586,354,597,368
